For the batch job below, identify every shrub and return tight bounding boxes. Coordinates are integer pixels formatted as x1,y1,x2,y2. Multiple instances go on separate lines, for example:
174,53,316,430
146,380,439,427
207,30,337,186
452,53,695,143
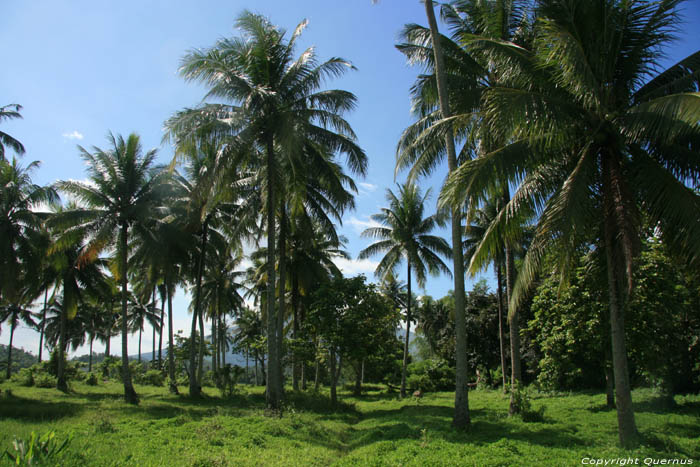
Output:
86,372,98,386
4,431,71,465
139,370,164,387
11,368,34,387
406,359,455,392
34,373,57,388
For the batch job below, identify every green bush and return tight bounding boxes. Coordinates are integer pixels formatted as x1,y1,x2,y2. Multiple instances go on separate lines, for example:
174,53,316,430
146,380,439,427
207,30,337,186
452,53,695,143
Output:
406,359,455,392
34,373,57,388
11,368,34,387
138,370,165,387
86,372,98,386
4,431,71,465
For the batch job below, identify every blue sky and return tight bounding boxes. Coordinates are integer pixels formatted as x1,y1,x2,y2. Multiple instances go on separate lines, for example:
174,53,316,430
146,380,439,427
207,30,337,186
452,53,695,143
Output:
2,0,699,357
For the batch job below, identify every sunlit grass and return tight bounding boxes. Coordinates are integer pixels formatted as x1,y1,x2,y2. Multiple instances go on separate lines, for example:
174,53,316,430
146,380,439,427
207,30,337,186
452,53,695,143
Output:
0,381,697,466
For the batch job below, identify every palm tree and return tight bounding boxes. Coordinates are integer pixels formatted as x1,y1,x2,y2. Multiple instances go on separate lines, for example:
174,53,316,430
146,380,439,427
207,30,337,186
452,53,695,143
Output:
0,299,36,378
0,104,25,161
54,133,165,404
441,0,700,446
125,292,161,363
0,159,58,312
165,11,367,410
359,182,451,398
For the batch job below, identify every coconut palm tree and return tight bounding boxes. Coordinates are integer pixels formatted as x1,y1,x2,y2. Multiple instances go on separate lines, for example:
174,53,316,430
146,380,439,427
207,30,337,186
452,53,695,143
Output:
0,299,36,378
441,0,700,446
358,182,452,398
125,292,161,363
0,104,25,161
165,11,366,410
54,133,165,404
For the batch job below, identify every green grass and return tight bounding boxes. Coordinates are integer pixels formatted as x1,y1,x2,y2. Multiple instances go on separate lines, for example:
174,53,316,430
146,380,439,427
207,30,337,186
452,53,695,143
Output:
0,381,697,466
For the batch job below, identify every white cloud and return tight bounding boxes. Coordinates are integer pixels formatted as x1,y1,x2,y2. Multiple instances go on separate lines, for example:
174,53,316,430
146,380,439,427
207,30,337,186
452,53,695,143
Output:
358,182,377,192
332,257,379,276
62,130,84,140
347,215,383,234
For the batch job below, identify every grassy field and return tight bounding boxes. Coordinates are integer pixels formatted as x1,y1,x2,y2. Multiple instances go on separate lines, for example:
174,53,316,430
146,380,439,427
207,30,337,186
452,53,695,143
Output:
0,381,697,466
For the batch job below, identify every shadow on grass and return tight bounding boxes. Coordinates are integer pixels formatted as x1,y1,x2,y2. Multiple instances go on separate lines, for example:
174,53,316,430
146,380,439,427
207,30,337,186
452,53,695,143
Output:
0,393,83,421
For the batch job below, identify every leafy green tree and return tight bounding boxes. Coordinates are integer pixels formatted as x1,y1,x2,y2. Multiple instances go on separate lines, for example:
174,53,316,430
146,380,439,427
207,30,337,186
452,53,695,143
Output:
359,182,451,398
55,133,165,404
307,276,399,404
0,104,25,161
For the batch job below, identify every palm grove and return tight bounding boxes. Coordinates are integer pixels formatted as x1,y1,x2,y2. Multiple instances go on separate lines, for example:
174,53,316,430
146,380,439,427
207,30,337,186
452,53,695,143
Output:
1,1,699,449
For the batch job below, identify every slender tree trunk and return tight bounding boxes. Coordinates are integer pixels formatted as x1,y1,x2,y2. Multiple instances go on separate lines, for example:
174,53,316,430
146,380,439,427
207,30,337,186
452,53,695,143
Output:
314,337,321,392
212,313,217,374
120,222,138,404
605,361,616,409
424,0,469,428
602,158,638,447
496,262,508,393
354,363,362,396
106,299,113,357
6,319,16,379
330,347,337,405
152,285,156,367
56,309,68,392
189,223,208,398
38,288,48,363
265,136,282,410
167,282,178,394
138,326,142,363
361,359,365,386
158,296,164,369
198,312,205,382
89,335,94,373
220,316,226,368
401,260,412,398
276,205,287,397
246,346,249,383
291,272,300,391
254,349,258,386
506,242,521,414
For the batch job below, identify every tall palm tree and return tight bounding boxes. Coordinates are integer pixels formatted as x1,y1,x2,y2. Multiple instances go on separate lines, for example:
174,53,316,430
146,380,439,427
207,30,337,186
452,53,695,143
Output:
441,0,700,446
54,133,165,404
165,11,367,410
0,104,25,161
358,182,451,398
125,292,161,363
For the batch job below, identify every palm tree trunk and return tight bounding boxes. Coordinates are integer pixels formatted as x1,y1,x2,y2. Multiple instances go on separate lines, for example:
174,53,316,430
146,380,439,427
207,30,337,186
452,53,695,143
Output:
167,282,178,394
602,158,638,447
246,345,249,383
56,306,68,391
158,296,164,369
89,334,94,373
212,313,217,374
424,0,469,428
496,261,508,393
291,272,300,391
6,318,16,379
330,347,337,405
151,286,156,367
138,326,142,363
38,288,48,363
106,298,113,357
400,260,412,398
120,222,138,404
189,222,208,398
197,311,205,382
506,242,522,414
276,205,287,397
265,135,281,410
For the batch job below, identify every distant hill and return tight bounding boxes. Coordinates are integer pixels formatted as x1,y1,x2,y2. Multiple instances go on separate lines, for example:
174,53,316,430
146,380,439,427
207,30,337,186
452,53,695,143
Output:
0,344,38,374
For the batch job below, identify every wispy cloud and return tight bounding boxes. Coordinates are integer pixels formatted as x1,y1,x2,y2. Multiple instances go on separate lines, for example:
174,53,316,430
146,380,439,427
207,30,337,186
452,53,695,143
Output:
347,215,383,234
358,182,377,192
332,257,379,276
62,130,84,140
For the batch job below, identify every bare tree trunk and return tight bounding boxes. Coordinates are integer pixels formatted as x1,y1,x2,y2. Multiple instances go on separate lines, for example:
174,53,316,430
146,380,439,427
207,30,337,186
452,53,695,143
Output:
167,282,178,394
120,222,138,404
152,286,156,367
401,260,412,398
158,294,164,369
291,273,300,391
330,347,337,405
189,222,208,398
496,261,508,393
265,135,282,411
56,309,68,392
138,326,142,363
423,0,469,428
506,242,521,415
276,206,287,398
6,319,16,379
89,335,94,373
38,288,48,363
212,313,217,374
